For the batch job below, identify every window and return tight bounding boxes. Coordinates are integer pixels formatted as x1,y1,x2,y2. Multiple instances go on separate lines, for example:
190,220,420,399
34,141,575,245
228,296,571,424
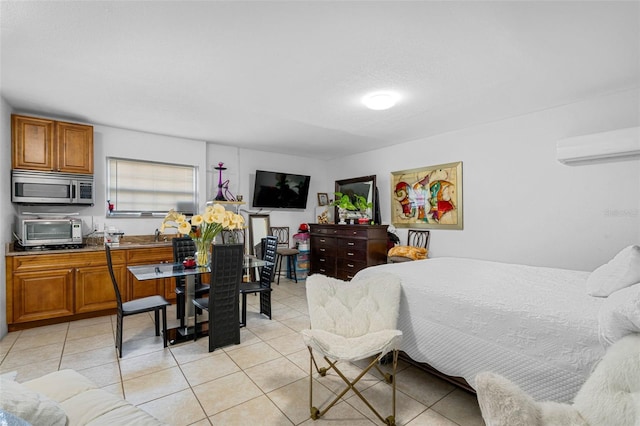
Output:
107,157,197,217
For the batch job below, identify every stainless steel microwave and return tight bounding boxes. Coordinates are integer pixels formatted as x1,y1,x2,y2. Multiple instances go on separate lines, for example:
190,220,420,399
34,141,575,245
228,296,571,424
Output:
16,216,83,248
11,170,94,205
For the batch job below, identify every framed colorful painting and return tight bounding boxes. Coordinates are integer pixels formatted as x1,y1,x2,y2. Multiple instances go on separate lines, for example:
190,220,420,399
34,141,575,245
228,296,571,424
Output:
390,161,463,230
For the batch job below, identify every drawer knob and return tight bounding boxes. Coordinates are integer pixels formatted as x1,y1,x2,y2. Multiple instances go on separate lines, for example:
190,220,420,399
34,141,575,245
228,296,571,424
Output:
320,248,325,252
348,242,354,246
347,263,354,268
320,259,325,262
347,252,354,256
320,239,325,243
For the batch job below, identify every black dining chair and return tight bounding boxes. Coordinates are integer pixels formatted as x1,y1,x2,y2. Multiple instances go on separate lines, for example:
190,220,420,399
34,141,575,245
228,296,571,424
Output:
172,237,211,328
270,226,299,284
239,236,278,327
192,243,244,352
105,244,170,358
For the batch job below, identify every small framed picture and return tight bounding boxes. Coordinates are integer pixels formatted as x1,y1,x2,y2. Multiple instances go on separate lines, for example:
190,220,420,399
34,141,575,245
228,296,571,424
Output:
317,192,329,206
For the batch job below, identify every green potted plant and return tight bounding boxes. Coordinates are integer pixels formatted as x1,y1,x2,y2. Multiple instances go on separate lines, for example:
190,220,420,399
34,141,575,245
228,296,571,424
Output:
329,192,372,224
329,192,356,224
353,194,373,224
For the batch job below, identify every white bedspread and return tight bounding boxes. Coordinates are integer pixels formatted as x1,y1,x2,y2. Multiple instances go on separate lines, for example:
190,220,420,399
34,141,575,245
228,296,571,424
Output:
353,257,606,403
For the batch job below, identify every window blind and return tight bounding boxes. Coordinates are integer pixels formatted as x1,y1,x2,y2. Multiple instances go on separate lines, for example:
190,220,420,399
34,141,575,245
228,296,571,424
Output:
107,157,197,216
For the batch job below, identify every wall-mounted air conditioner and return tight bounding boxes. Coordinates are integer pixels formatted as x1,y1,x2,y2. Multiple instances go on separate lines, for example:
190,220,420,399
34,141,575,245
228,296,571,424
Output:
557,127,640,165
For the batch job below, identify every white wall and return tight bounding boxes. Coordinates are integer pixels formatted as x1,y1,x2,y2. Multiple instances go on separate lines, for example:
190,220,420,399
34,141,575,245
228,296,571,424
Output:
206,143,330,246
0,97,15,338
328,89,640,271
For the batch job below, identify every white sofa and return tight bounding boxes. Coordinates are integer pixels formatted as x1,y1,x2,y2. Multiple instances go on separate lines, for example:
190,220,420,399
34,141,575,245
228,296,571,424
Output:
1,369,166,425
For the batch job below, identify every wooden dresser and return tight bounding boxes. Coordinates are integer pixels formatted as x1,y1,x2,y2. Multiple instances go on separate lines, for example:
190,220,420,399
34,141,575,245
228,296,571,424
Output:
309,224,388,280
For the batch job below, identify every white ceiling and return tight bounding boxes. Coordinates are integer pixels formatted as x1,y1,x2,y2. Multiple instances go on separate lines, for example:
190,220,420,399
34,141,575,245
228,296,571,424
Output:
1,1,638,160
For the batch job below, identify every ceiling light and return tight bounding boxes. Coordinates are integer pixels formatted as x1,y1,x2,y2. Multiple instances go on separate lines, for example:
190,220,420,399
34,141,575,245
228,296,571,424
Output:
362,91,400,110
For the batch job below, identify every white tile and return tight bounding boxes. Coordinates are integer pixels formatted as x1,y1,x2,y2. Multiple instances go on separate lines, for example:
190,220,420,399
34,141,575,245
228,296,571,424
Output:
192,371,263,416
138,388,207,426
209,395,293,426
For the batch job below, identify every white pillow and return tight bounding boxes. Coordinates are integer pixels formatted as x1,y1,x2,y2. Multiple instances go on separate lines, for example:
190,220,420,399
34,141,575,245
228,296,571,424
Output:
586,245,640,297
598,283,640,346
0,376,67,426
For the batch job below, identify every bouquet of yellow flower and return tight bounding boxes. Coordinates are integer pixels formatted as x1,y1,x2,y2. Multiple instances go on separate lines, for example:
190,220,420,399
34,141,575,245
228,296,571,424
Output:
160,204,245,266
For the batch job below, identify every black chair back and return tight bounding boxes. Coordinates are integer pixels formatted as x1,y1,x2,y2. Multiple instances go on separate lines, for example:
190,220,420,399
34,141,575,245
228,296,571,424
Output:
172,237,201,287
260,236,278,287
408,229,430,249
206,243,244,350
270,226,290,248
105,244,123,309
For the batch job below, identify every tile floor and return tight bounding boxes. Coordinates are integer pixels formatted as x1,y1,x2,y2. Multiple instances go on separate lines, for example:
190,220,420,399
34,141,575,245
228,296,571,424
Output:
0,277,485,426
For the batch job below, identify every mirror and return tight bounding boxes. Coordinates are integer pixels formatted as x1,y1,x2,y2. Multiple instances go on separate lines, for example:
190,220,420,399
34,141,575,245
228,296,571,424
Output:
335,175,377,223
249,214,270,256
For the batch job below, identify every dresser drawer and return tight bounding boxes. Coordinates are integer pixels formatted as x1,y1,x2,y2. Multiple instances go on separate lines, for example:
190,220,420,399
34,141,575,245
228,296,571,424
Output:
310,256,336,276
337,259,367,280
336,227,369,238
311,235,337,247
338,238,366,250
337,246,367,261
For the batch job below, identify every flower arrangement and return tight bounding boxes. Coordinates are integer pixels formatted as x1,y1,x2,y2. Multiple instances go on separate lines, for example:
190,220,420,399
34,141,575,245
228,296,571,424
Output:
160,204,245,266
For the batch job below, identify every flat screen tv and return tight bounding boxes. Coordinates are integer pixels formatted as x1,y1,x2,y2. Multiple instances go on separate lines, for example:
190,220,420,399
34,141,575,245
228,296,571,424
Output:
252,170,311,209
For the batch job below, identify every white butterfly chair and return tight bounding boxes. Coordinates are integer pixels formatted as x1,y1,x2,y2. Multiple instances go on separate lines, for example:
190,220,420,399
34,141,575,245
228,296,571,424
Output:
301,273,403,425
476,333,640,426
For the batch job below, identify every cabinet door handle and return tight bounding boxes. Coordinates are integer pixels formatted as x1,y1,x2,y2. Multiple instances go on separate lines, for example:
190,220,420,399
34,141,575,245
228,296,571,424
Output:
347,252,354,256
320,248,325,252
320,259,325,262
320,238,325,243
320,268,326,272
347,263,354,268
347,242,354,246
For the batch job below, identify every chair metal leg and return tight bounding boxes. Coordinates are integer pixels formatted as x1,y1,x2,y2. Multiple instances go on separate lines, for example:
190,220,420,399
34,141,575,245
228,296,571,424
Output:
288,255,297,283
308,347,397,425
154,309,160,336
275,254,283,284
161,307,168,348
116,313,123,358
240,293,247,328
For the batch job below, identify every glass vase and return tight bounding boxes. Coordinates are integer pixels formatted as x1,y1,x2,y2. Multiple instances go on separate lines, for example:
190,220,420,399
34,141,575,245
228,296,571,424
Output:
194,238,212,267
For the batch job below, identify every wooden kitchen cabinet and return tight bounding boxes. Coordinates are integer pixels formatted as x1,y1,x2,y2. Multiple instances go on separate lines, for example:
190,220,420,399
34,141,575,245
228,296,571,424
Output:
12,268,74,324
126,247,174,301
6,246,173,331
309,224,388,281
12,114,94,174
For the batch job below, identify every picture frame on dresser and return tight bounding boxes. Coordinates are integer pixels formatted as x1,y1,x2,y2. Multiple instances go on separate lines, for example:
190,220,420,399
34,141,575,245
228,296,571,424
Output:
390,161,463,230
317,192,329,206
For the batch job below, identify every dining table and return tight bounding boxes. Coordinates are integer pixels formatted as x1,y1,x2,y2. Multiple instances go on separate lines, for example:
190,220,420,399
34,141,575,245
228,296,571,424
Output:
127,254,272,342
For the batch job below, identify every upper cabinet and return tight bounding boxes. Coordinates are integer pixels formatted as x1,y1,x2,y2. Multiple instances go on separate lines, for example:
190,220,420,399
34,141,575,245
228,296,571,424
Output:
12,114,94,174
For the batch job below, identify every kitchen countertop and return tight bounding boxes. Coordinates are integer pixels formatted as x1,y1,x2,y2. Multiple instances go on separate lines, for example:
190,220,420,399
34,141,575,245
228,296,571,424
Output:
5,236,174,256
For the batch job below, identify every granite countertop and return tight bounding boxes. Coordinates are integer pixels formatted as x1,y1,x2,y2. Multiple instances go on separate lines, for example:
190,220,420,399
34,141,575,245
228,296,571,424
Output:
5,235,174,256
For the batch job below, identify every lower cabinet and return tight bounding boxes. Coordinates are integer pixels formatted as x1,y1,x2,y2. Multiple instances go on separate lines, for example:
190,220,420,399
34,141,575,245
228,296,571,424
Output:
6,245,174,331
12,268,74,323
75,264,124,314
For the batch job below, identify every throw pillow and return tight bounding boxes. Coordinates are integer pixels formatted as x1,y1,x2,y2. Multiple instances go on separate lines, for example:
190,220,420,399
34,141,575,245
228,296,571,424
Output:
387,245,428,260
0,376,67,426
586,245,640,297
598,283,640,346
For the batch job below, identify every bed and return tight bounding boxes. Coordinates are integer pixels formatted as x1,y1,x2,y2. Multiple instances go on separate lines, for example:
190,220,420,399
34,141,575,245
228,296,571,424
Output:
353,257,617,403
